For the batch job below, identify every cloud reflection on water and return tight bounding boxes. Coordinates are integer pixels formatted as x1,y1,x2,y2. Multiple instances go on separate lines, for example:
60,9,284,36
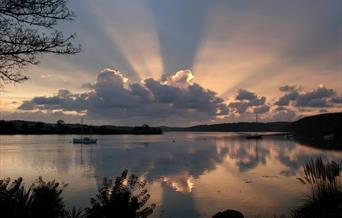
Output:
0,133,341,217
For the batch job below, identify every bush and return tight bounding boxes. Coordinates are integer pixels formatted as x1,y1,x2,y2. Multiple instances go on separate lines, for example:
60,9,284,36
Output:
0,171,155,218
0,177,67,218
86,170,155,218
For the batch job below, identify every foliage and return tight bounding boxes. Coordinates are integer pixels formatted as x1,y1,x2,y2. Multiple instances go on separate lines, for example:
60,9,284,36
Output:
292,157,342,218
0,176,67,218
0,0,80,84
86,170,155,218
57,119,65,126
64,206,85,218
0,173,155,218
212,209,244,218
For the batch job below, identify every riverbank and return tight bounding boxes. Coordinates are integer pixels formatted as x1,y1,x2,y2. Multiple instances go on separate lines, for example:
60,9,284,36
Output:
0,121,162,135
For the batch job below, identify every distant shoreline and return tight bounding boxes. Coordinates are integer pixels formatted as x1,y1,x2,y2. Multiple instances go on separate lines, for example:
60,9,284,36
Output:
0,112,341,139
0,121,163,135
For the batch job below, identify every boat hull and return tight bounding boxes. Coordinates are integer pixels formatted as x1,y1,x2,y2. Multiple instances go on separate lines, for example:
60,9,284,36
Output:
246,135,263,139
73,138,97,144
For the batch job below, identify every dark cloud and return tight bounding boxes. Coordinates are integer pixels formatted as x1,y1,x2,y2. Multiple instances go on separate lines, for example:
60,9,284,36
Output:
236,89,258,101
268,107,297,122
229,89,268,114
18,69,229,125
276,85,338,108
228,102,249,114
15,74,342,125
330,95,342,104
275,91,299,106
253,105,270,114
19,89,87,112
279,85,298,92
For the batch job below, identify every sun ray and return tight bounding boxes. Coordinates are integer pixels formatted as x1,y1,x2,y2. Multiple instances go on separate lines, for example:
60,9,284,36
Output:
88,0,164,80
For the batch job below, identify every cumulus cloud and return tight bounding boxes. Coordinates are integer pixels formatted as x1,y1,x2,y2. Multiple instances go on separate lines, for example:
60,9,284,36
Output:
279,85,298,92
330,95,342,104
229,89,268,114
14,71,342,125
275,91,299,106
268,107,298,122
275,85,337,108
19,89,87,112
18,69,229,125
236,89,258,101
253,105,270,114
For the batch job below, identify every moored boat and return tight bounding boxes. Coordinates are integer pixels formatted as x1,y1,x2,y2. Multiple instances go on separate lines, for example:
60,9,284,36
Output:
246,113,263,140
246,134,263,139
73,118,97,144
73,137,97,144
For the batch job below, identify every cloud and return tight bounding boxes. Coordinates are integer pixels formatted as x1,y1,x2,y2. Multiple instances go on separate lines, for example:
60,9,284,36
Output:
253,105,270,114
14,72,342,125
268,107,298,122
18,68,229,125
330,95,342,104
228,101,249,114
229,89,268,114
279,85,298,92
236,89,258,101
275,91,299,106
276,85,337,108
19,89,87,112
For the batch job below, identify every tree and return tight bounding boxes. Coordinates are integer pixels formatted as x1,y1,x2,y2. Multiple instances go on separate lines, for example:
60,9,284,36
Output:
0,0,80,84
57,119,65,126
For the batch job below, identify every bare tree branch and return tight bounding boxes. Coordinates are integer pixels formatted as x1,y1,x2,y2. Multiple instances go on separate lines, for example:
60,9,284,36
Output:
0,0,80,84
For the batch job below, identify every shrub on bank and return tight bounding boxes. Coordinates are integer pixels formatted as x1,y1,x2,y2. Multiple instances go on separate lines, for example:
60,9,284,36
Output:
0,177,66,218
0,170,155,218
292,158,342,218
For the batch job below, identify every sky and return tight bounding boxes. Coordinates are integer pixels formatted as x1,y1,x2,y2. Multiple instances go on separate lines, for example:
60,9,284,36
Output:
0,0,341,126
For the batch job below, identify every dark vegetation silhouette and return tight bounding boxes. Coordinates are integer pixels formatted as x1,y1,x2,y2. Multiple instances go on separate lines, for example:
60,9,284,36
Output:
212,209,244,218
0,170,155,218
292,113,342,138
163,112,341,140
64,207,84,218
0,120,163,135
292,157,342,218
0,0,80,84
86,169,156,218
2,113,341,146
0,177,67,218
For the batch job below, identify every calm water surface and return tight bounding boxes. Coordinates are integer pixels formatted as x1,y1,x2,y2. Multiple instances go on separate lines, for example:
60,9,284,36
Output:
1,132,341,217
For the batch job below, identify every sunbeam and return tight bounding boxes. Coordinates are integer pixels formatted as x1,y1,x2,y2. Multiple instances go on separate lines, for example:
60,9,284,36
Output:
88,0,163,80
192,1,341,100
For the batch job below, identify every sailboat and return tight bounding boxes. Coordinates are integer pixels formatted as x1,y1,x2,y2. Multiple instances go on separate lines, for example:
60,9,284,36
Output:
246,113,263,139
73,118,97,144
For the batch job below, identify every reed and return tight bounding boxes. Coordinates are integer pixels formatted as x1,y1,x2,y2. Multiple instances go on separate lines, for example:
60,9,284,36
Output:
292,157,342,218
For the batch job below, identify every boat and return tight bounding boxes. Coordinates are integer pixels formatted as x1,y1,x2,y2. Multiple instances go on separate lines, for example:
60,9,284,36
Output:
246,134,263,139
73,118,97,144
246,113,263,139
73,137,97,144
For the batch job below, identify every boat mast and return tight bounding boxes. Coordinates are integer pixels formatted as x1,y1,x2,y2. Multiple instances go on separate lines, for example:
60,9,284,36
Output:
255,113,258,136
81,118,84,140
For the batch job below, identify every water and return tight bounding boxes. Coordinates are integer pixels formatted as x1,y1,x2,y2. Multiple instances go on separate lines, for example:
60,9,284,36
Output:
0,132,341,217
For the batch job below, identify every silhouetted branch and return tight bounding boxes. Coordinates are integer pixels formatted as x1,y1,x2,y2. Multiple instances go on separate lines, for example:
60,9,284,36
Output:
0,0,80,84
